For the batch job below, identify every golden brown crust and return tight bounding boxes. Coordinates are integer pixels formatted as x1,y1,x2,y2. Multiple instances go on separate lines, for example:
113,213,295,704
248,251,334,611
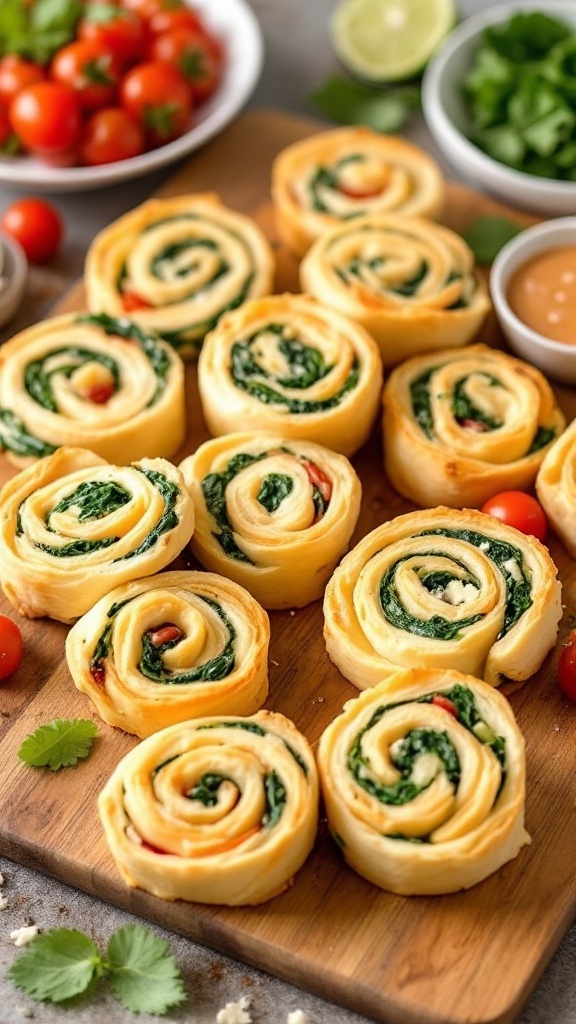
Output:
536,418,576,558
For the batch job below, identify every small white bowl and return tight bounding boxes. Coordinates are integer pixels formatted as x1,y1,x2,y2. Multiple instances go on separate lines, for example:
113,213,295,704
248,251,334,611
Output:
490,217,576,384
422,1,576,216
0,232,27,329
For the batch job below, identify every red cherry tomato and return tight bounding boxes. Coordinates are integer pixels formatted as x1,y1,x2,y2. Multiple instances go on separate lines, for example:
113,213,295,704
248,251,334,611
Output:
9,81,82,157
147,7,204,37
80,107,145,165
431,694,459,717
0,614,24,681
558,632,576,702
120,60,192,144
1,198,63,264
481,491,548,543
150,26,221,102
0,56,45,106
77,6,146,67
51,39,122,111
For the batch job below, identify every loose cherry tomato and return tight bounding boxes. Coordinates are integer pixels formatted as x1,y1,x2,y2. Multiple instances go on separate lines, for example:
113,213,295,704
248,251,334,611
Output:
0,614,23,681
481,491,548,543
120,60,192,144
81,106,144,164
558,632,576,702
150,27,221,102
9,81,82,157
1,197,63,264
51,39,122,111
78,6,146,67
0,56,45,106
147,7,204,37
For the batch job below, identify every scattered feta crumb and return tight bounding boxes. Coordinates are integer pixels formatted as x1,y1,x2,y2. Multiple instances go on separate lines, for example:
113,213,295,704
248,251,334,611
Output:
0,872,4,885
287,1012,311,1024
18,1008,34,1019
11,926,39,947
216,996,252,1024
442,580,478,606
479,541,490,552
503,558,522,583
271,659,279,666
0,895,9,910
389,738,404,761
289,610,295,616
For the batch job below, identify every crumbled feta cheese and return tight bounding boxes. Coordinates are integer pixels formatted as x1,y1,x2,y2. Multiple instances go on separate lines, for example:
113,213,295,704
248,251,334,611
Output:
503,558,522,583
287,1012,311,1024
442,580,477,606
11,926,39,947
0,872,5,885
479,541,490,552
216,996,252,1024
389,739,404,762
411,752,442,787
0,895,9,910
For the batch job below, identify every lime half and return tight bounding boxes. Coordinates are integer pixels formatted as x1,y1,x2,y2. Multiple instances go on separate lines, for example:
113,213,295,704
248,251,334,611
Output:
329,0,456,82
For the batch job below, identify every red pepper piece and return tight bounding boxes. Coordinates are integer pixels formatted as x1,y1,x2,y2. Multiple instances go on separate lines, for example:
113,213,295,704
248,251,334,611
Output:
90,661,106,686
338,184,383,199
148,623,182,647
121,289,152,311
302,459,332,503
431,694,459,717
458,418,490,433
85,382,114,404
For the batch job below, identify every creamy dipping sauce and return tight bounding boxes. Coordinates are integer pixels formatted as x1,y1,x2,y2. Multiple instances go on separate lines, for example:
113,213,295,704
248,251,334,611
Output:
507,245,576,344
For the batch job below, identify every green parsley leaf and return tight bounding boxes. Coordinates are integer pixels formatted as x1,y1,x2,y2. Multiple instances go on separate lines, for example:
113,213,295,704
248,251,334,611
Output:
106,926,186,1016
462,216,523,265
310,76,420,133
18,718,98,771
8,929,103,1003
0,0,82,64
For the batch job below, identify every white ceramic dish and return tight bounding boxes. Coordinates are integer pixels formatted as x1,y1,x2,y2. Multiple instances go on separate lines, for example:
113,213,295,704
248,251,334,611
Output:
422,1,576,216
490,217,576,384
0,232,28,329
0,0,263,194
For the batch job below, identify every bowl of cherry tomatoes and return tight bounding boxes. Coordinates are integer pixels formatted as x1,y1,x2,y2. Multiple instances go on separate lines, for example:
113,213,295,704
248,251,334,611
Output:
0,0,263,191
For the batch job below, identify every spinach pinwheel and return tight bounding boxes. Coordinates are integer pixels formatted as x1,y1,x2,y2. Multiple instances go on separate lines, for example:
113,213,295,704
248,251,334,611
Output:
85,193,275,359
537,418,576,559
0,447,194,622
323,506,561,689
0,312,185,467
180,433,361,609
98,710,318,905
66,570,270,737
300,213,489,366
383,344,564,508
197,293,383,456
318,667,529,895
272,126,445,257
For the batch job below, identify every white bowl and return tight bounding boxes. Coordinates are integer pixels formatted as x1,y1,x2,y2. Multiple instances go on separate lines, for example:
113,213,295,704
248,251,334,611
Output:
490,217,576,384
0,232,27,329
0,0,263,193
422,1,576,216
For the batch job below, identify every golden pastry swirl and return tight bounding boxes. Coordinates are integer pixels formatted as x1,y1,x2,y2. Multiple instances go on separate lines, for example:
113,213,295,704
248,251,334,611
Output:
300,214,490,366
66,570,270,738
197,294,383,456
323,507,561,689
536,419,576,558
0,312,185,468
85,193,275,359
317,667,529,895
98,710,319,905
0,447,194,622
383,344,565,509
180,433,361,609
272,126,445,257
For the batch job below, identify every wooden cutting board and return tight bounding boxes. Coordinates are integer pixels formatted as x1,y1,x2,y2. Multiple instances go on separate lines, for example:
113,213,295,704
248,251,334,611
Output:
1,109,575,1024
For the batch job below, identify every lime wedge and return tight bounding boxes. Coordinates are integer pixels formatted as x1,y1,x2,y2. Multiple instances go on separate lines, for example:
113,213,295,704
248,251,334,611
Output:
329,0,456,82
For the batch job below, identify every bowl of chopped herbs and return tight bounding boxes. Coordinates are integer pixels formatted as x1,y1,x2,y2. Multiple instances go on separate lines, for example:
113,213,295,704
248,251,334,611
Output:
422,2,576,214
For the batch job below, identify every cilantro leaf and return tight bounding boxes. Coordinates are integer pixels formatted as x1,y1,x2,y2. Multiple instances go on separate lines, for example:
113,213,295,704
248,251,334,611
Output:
462,216,523,265
18,718,98,771
8,929,102,1003
0,0,82,64
106,926,186,1016
310,76,420,133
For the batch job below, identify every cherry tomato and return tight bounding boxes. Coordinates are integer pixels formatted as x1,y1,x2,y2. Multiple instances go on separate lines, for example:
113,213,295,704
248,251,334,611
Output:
80,106,144,165
0,614,23,681
147,7,204,37
558,632,576,702
431,694,459,717
78,6,146,67
0,56,45,106
150,27,221,102
121,0,186,24
9,81,82,157
120,60,192,144
481,491,548,543
51,39,122,111
1,198,63,264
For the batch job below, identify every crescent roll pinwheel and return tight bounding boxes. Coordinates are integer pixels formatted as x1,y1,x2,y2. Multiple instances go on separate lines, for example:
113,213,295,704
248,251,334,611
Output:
85,193,275,359
324,506,561,690
66,570,270,737
300,213,490,366
98,710,319,905
180,433,361,609
272,126,445,257
383,344,565,509
317,667,529,895
0,447,194,622
536,419,576,558
0,312,185,468
197,294,383,456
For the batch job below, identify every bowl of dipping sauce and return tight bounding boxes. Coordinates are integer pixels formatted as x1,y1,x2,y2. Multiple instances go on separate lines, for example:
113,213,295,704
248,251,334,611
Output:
490,217,576,384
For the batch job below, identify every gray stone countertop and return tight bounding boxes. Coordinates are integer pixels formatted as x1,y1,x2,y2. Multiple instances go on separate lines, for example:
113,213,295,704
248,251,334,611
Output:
0,1,575,1022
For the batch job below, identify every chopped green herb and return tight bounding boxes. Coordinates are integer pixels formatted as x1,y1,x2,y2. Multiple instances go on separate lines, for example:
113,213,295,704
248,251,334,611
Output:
462,216,523,264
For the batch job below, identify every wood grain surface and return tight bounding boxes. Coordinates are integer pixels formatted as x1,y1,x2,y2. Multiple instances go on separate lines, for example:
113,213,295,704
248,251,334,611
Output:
1,109,575,1024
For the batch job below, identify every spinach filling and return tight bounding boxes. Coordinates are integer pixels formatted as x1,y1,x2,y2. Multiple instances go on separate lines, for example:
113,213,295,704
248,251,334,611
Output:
307,153,364,212
196,720,309,775
0,410,57,458
115,467,179,561
379,554,483,640
138,595,236,684
184,769,286,828
452,373,503,430
186,772,231,805
77,313,171,407
24,346,119,413
257,473,293,513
